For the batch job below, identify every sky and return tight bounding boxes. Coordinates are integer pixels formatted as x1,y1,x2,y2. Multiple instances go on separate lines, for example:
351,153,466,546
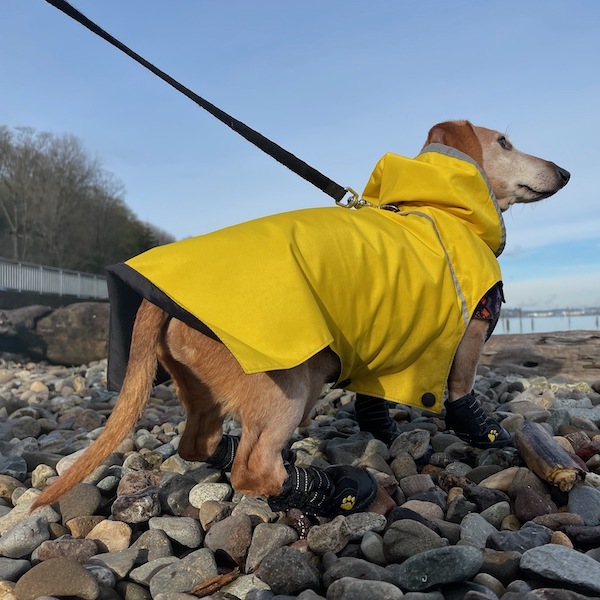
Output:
2,1,599,310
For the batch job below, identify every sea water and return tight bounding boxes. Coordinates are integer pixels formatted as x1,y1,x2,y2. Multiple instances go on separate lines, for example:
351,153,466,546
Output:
495,314,600,335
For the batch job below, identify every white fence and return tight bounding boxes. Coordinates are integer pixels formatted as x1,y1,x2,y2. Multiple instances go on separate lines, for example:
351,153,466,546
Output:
0,257,108,300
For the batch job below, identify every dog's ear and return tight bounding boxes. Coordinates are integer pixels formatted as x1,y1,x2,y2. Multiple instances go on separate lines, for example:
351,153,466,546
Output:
424,120,483,168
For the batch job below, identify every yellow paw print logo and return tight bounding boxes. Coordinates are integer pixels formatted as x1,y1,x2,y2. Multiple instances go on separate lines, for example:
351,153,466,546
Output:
340,495,356,511
488,429,498,442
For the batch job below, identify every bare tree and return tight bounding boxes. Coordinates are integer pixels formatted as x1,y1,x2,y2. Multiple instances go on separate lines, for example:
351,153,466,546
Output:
0,124,174,273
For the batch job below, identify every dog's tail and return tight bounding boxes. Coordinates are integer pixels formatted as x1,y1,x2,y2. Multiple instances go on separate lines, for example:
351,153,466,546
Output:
31,300,168,510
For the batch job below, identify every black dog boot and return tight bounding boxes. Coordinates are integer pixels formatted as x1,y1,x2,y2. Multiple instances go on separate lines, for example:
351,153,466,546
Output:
445,391,512,449
205,434,294,470
355,394,400,445
205,434,240,470
268,464,377,517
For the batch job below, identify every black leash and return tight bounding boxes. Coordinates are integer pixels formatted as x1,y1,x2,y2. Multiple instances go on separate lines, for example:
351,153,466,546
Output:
44,0,361,206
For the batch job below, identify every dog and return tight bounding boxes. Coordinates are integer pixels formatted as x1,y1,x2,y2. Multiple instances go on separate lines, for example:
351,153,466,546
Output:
32,120,570,510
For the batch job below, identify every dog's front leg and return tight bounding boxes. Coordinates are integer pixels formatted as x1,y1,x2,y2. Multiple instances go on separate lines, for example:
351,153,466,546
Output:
445,318,512,448
447,318,488,400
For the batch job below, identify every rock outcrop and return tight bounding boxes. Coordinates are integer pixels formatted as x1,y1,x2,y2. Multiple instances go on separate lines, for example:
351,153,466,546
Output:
480,330,600,385
0,302,109,365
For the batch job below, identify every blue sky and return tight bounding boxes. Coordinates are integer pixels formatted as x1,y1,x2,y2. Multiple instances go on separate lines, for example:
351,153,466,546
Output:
2,1,599,309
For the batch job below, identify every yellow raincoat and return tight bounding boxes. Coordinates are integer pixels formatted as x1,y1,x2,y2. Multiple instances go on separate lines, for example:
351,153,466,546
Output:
106,144,505,412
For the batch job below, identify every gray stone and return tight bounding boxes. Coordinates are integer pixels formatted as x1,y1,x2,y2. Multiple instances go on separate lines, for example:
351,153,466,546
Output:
149,548,218,596
130,528,173,562
487,521,552,552
130,557,179,586
383,519,447,563
307,515,351,555
188,482,233,507
87,548,140,579
0,456,28,481
460,513,498,548
360,531,387,565
326,433,372,464
389,429,431,460
567,484,600,526
57,483,102,523
10,416,42,440
520,544,600,595
13,556,99,600
115,580,153,600
257,546,320,596
345,512,387,541
389,545,484,591
480,501,512,529
446,494,478,524
231,495,279,523
148,516,203,548
221,573,271,598
0,557,31,581
0,514,50,558
246,522,298,573
327,577,403,599
401,593,444,600
85,562,116,588
323,556,394,588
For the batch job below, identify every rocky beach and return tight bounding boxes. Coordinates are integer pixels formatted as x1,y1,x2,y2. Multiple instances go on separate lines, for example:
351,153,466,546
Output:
0,332,600,599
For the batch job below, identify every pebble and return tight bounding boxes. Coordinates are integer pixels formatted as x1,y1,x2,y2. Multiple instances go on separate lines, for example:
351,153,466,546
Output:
327,577,404,599
383,519,447,562
306,515,351,555
203,512,252,562
86,518,132,552
149,516,203,548
13,556,99,600
567,484,600,526
0,356,599,598
460,513,498,548
389,545,484,591
520,544,600,595
0,514,50,558
258,546,321,595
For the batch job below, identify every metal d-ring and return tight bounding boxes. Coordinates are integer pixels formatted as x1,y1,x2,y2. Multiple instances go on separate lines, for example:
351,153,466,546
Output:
335,187,371,209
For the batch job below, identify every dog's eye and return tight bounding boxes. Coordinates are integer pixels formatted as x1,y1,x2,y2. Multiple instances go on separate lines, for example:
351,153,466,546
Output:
497,136,512,150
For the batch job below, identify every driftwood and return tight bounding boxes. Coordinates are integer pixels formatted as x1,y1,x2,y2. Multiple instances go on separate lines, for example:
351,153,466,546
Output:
514,421,586,491
480,330,600,385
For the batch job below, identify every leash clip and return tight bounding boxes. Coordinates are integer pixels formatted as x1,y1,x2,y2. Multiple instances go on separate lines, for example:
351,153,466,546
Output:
335,187,371,209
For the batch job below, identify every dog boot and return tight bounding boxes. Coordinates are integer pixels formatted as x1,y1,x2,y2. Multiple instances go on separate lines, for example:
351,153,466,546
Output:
268,464,377,517
204,434,295,471
445,391,512,449
205,434,240,470
354,394,400,445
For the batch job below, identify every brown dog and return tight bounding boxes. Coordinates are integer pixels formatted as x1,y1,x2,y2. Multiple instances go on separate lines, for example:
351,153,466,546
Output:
32,120,570,509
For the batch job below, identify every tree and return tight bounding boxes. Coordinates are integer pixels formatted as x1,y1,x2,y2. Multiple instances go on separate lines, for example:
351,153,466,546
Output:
0,124,175,273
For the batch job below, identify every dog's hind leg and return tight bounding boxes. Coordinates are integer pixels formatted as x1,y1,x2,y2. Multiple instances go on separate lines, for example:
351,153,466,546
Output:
230,350,338,498
231,372,307,497
159,322,225,462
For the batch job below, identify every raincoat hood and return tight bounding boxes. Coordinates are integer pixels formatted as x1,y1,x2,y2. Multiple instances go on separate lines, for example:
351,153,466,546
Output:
362,143,506,257
106,144,505,412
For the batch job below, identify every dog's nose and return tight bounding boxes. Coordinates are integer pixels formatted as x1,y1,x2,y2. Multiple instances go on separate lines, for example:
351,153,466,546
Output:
557,166,570,186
